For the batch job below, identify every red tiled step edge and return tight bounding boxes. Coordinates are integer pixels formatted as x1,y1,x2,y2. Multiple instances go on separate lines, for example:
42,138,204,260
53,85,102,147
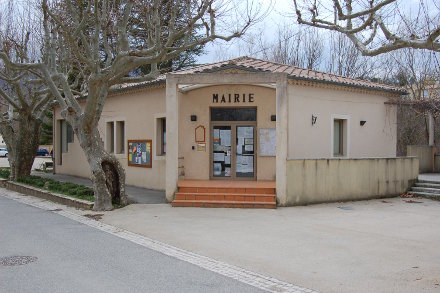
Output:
177,180,275,189
178,187,275,194
172,200,276,209
175,192,276,203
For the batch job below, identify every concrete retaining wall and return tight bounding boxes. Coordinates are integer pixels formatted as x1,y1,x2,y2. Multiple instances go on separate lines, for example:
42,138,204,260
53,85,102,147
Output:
5,181,93,210
434,155,440,172
285,157,418,206
407,145,436,173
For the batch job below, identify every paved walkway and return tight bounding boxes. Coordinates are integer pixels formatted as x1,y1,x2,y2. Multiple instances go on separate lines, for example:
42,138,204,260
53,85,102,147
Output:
419,173,440,182
32,171,166,204
100,197,440,293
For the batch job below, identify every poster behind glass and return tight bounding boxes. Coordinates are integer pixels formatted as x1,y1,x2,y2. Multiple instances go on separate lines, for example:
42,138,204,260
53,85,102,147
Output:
213,126,231,177
128,140,152,168
236,126,255,178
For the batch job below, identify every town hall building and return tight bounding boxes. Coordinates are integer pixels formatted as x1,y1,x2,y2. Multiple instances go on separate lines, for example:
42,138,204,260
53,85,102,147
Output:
53,56,419,208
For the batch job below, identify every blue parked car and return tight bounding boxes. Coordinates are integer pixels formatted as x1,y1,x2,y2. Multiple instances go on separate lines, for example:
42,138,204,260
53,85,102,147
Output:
37,148,50,156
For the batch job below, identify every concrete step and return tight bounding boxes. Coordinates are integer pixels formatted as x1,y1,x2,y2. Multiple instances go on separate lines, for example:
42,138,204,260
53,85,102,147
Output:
178,186,275,195
414,182,440,189
172,200,276,209
417,180,440,184
408,191,440,201
175,180,277,208
411,187,440,194
174,192,276,203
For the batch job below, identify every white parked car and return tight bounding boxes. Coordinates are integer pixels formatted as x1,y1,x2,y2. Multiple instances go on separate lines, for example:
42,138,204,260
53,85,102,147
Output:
0,148,7,157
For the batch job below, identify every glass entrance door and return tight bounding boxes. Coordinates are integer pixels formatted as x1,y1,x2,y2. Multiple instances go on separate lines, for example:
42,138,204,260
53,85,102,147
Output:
212,126,232,178
211,123,256,179
235,125,255,178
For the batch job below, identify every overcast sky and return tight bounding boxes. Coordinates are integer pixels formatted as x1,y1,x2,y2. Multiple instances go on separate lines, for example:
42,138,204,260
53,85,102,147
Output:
197,0,438,64
197,0,294,63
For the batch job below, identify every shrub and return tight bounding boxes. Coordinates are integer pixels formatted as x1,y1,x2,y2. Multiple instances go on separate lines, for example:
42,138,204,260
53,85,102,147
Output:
0,168,10,179
16,175,94,201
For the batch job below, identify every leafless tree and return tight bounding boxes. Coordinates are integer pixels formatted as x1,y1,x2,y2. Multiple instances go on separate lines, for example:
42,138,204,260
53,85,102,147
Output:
0,1,51,180
381,48,440,153
292,0,440,56
267,25,323,70
326,31,375,78
0,0,262,210
233,24,324,70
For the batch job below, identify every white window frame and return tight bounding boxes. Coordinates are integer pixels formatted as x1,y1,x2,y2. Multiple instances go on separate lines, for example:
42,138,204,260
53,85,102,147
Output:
105,118,126,156
115,120,126,154
154,113,166,161
331,114,350,158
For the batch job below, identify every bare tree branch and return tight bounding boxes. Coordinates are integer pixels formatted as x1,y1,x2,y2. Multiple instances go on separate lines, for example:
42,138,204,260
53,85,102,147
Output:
293,0,440,56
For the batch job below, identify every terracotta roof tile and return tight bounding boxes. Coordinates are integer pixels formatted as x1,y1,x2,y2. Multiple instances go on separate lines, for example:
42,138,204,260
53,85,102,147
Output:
116,56,405,94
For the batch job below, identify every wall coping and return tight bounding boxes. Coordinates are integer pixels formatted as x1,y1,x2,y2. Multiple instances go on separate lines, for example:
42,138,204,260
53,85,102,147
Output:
287,157,417,161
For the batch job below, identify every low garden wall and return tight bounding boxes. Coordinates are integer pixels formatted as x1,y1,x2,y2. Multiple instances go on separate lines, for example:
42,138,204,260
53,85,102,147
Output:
407,145,436,173
285,157,419,206
5,181,93,210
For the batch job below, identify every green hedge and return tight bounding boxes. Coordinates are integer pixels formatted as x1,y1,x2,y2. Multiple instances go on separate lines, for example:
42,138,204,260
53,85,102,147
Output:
17,175,94,202
0,168,10,179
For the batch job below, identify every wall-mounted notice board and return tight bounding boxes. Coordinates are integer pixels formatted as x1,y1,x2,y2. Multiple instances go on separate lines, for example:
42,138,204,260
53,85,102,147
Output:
128,140,152,168
259,128,276,156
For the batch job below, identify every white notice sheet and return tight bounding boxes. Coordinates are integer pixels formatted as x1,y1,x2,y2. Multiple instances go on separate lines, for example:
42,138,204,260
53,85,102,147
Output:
245,156,254,173
245,145,253,152
214,152,225,162
213,163,222,175
236,155,254,173
236,145,243,155
244,127,254,138
237,127,254,139
214,129,220,139
220,130,231,146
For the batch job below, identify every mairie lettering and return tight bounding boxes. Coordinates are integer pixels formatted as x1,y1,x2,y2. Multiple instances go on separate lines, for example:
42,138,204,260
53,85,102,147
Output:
213,93,254,103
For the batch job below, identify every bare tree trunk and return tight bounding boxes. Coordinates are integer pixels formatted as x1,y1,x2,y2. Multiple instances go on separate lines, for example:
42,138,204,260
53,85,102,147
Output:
0,112,41,180
74,122,127,211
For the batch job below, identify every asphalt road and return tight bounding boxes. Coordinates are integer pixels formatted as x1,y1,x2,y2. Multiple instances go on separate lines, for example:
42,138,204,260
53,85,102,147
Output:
0,196,262,293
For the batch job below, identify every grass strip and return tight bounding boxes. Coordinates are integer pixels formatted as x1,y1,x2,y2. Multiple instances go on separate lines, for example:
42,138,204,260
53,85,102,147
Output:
0,167,95,202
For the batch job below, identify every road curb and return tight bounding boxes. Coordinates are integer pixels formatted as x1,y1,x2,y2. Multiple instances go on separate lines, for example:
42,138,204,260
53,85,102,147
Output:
4,181,93,210
0,191,317,293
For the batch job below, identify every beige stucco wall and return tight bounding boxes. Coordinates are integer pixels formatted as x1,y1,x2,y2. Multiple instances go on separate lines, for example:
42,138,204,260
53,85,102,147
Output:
286,157,419,206
179,84,276,180
54,76,400,192
407,145,436,173
288,84,397,159
54,86,166,190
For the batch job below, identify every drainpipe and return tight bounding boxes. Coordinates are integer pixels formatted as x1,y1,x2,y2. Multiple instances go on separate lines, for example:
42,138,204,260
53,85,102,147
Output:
428,111,436,172
428,111,434,146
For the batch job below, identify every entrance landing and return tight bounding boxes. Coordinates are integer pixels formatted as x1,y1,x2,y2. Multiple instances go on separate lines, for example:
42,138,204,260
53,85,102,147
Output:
173,180,276,209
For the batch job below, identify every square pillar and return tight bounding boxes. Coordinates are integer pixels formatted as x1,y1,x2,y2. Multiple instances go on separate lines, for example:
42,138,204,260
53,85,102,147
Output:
429,111,435,146
165,75,179,202
276,77,288,205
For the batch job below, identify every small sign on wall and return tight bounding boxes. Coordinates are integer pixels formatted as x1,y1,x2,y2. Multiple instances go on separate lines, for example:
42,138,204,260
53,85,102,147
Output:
195,125,205,143
197,143,206,152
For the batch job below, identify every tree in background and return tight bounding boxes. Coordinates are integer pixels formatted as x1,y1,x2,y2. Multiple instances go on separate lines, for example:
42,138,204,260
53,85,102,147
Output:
0,0,264,210
326,31,376,78
0,1,52,180
39,110,53,146
138,0,206,75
